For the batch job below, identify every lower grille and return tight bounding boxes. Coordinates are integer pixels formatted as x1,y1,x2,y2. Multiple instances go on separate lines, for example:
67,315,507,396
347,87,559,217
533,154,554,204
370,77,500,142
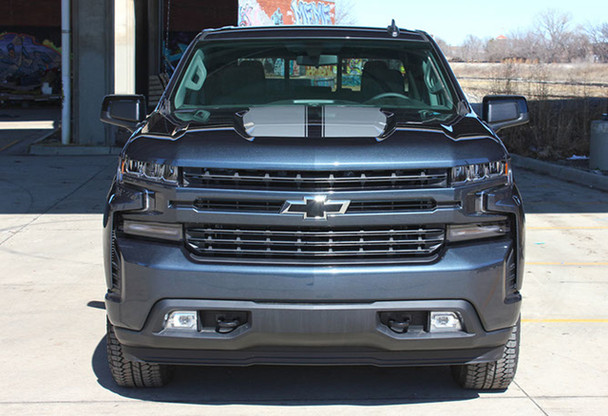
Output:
505,249,521,304
109,229,121,296
347,200,437,213
177,199,437,214
185,225,445,264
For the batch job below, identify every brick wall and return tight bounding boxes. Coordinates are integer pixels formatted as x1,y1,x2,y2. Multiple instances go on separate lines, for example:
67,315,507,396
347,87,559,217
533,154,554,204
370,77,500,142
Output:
239,0,335,26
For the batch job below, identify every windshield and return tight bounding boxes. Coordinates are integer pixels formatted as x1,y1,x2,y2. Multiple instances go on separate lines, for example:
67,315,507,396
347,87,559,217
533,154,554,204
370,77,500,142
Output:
172,39,459,123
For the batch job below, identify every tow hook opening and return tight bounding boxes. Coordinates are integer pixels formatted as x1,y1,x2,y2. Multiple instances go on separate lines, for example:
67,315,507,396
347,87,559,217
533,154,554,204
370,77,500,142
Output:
216,316,241,333
201,311,249,334
388,317,411,333
379,311,429,334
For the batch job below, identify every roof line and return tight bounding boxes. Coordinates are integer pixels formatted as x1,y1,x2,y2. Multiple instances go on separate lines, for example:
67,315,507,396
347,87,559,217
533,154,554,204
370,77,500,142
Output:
198,24,425,40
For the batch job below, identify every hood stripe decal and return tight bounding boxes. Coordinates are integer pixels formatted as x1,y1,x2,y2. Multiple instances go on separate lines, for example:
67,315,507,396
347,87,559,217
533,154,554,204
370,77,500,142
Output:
306,106,323,139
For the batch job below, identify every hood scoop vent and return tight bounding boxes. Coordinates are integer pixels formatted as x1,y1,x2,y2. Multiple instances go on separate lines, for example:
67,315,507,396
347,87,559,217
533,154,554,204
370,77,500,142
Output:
239,106,394,141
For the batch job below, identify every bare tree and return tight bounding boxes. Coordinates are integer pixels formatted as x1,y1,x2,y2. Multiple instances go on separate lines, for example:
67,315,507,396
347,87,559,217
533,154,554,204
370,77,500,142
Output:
334,0,357,25
535,9,575,62
565,30,591,62
453,9,600,63
507,29,542,62
461,35,485,62
433,37,453,59
485,37,510,62
587,22,608,62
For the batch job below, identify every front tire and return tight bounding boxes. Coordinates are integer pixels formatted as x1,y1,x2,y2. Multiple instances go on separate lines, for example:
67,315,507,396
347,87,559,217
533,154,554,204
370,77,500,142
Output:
451,319,520,390
106,319,173,387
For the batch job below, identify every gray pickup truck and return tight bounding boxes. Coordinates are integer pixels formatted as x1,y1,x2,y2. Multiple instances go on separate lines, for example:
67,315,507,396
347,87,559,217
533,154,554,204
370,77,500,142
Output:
100,23,528,390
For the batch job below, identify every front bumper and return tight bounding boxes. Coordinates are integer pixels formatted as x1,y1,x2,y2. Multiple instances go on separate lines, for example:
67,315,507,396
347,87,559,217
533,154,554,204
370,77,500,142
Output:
106,235,520,366
103,171,524,367
115,298,512,366
122,344,507,367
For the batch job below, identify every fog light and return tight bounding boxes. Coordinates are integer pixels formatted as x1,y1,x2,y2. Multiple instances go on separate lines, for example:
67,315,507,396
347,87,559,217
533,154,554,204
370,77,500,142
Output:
123,220,183,241
165,311,198,330
430,311,462,332
447,222,510,242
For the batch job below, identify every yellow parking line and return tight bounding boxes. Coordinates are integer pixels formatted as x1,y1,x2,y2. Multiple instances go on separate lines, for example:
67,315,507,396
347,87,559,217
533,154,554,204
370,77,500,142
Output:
526,262,608,266
0,139,20,152
523,318,608,323
528,226,608,230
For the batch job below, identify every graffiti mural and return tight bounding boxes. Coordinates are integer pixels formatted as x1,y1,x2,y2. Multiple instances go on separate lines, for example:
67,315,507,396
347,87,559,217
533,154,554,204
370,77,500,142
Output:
162,1,336,77
238,0,335,27
238,0,273,26
342,58,365,87
0,32,61,89
290,0,333,25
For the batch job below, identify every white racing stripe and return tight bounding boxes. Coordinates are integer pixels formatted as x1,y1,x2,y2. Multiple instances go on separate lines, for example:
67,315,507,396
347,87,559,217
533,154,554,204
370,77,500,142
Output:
240,105,387,138
242,106,306,137
323,106,387,137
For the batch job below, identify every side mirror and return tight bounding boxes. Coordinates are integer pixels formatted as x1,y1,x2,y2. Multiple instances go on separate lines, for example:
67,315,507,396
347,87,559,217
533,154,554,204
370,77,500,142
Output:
482,95,529,132
100,94,146,132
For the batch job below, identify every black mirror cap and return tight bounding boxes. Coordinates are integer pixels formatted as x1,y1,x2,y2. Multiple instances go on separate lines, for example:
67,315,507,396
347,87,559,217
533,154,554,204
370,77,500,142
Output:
100,94,147,132
482,95,529,133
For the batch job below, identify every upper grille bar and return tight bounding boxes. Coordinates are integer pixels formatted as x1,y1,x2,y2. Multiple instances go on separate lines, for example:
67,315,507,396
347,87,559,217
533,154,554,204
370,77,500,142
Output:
183,168,448,191
187,237,444,247
188,227,444,237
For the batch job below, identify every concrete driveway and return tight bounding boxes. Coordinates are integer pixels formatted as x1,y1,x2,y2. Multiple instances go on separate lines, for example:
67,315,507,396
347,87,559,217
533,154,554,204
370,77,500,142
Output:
0,107,59,155
0,154,606,415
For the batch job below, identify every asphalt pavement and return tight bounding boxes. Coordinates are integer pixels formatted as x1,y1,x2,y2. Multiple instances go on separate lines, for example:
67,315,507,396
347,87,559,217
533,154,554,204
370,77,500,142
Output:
0,153,607,415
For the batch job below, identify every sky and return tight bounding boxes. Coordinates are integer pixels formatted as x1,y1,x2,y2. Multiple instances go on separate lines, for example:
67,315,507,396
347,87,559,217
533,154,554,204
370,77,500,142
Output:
349,0,607,45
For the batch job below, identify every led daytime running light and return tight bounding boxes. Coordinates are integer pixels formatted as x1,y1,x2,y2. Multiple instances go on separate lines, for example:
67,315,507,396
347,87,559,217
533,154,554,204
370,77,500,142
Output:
120,157,178,184
451,160,508,184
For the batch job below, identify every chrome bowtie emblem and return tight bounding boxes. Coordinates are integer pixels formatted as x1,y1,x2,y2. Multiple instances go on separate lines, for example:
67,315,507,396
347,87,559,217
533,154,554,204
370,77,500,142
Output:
280,196,350,220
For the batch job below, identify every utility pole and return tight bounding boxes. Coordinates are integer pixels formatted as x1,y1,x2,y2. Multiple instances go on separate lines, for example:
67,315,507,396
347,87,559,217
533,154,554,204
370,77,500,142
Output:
61,0,71,145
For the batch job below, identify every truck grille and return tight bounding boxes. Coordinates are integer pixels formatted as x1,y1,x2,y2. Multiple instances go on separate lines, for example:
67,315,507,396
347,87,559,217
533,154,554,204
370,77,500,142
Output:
179,199,437,213
185,225,445,264
182,168,448,191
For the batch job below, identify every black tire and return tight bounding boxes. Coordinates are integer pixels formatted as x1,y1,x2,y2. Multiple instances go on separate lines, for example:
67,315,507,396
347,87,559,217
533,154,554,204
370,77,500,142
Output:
451,319,520,390
106,319,173,387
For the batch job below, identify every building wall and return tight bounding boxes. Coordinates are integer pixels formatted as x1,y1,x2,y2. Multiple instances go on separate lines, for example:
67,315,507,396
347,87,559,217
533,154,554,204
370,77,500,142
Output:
165,0,237,32
0,0,61,27
0,0,61,95
238,0,335,26
163,0,237,75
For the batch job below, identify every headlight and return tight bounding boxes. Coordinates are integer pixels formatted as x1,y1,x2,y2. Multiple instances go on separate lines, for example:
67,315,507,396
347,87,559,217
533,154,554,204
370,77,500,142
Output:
451,160,509,185
120,157,178,185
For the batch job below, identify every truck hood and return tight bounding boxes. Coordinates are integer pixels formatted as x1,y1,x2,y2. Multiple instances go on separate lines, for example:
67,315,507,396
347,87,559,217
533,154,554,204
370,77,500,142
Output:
126,107,507,170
